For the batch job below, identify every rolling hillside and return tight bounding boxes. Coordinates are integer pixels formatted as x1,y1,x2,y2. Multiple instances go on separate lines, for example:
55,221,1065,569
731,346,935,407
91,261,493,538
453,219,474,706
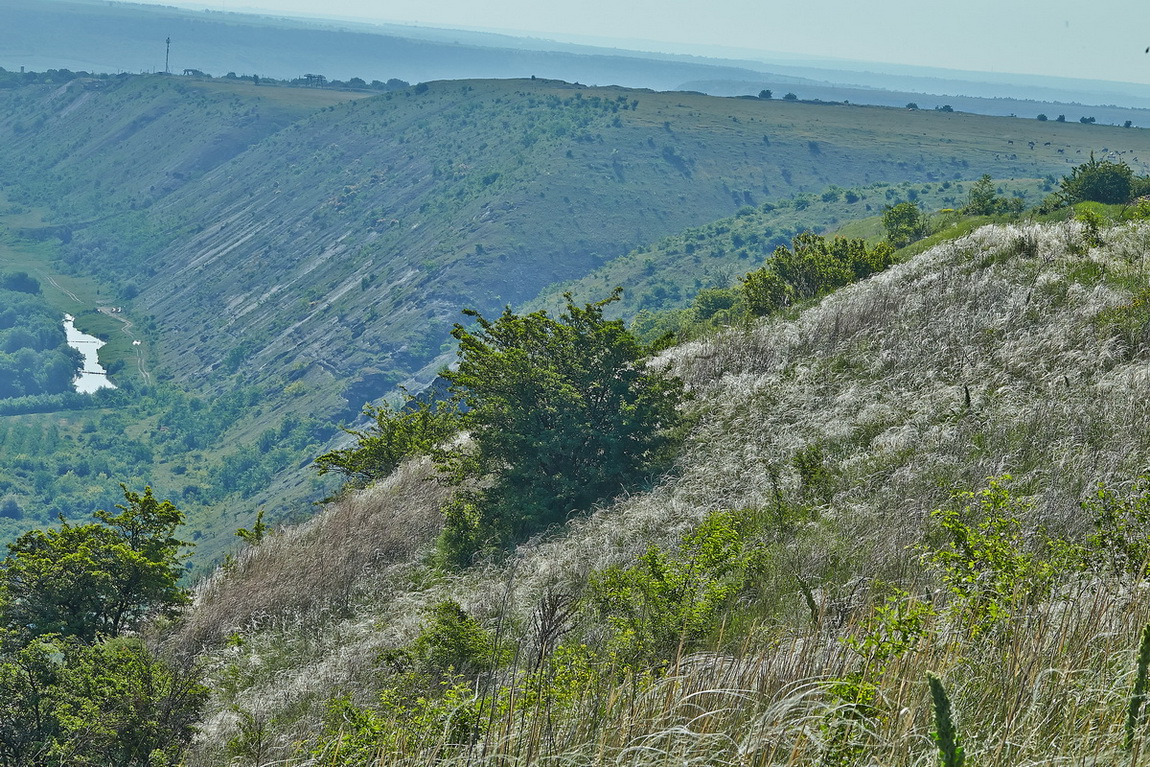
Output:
5,72,1150,416
4,70,1150,561
175,216,1150,766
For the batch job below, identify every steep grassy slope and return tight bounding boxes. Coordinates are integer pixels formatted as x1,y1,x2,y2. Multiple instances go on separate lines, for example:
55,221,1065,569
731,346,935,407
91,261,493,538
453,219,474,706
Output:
175,218,1150,765
0,75,361,220
6,73,1148,417
5,73,1150,567
529,177,1050,321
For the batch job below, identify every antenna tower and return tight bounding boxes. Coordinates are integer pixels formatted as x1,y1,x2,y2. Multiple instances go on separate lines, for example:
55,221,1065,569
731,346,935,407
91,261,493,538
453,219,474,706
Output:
165,37,171,74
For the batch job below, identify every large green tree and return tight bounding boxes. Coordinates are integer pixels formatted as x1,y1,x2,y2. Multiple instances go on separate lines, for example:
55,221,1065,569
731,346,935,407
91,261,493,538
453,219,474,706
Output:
0,487,190,643
439,292,685,563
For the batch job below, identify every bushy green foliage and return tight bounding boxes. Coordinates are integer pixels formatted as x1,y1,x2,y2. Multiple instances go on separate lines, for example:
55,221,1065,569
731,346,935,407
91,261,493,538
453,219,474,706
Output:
234,509,268,547
438,292,686,564
311,680,480,766
740,267,791,317
408,600,509,677
0,486,190,642
1060,154,1137,205
690,287,738,321
0,289,82,400
882,201,929,247
0,272,39,294
0,488,204,767
0,633,207,767
1084,480,1150,578
769,232,894,300
922,477,1079,634
1076,206,1109,247
314,397,459,490
962,174,1025,216
631,230,895,347
0,382,331,564
844,589,934,668
823,590,936,765
586,510,753,666
308,601,507,765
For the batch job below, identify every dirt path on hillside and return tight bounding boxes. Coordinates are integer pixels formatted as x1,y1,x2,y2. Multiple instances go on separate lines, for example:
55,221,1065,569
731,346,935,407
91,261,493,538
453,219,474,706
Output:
38,271,81,303
98,308,152,386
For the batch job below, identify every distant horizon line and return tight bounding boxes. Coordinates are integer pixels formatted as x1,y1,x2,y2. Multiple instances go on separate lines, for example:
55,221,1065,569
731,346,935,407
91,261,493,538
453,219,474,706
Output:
94,0,1150,93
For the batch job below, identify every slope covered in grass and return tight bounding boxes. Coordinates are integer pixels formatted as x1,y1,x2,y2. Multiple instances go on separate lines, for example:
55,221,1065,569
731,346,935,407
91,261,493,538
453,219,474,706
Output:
173,217,1150,765
5,73,1147,416
5,71,1150,556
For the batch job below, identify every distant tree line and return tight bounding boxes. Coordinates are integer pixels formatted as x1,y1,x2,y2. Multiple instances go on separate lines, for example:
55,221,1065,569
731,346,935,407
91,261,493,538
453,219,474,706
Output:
0,66,411,93
0,67,111,89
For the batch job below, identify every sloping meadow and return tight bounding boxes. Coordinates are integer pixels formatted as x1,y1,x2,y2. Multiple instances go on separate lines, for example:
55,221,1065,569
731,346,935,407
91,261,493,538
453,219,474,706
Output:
183,218,1150,766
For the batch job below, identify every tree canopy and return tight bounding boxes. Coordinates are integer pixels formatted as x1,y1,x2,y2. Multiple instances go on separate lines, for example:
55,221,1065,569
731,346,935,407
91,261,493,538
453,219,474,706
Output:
1060,153,1135,205
881,201,929,248
962,174,1025,216
0,486,190,643
0,289,83,400
438,292,686,563
0,487,204,766
314,397,459,490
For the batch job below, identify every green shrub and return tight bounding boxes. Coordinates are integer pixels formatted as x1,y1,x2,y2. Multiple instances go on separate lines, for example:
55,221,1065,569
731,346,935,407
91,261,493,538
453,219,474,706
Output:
1061,154,1135,205
0,634,207,767
586,510,753,667
1084,480,1150,578
882,201,928,247
922,477,1079,634
314,396,459,490
438,292,686,564
740,267,791,316
410,600,509,677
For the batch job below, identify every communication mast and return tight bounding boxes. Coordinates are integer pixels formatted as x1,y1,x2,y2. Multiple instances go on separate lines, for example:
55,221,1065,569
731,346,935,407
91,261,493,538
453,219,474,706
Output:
165,37,171,74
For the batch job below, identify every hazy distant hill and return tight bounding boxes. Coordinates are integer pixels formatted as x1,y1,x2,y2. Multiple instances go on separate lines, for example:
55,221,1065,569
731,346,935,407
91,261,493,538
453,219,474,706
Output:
683,80,1150,128
6,0,1150,124
0,0,789,88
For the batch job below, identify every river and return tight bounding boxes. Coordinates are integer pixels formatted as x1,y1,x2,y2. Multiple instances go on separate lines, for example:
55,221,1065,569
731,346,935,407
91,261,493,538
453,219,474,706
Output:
64,314,117,393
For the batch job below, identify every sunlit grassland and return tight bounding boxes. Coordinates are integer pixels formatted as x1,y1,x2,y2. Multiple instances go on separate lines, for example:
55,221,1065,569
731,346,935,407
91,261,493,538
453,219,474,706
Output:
178,217,1150,766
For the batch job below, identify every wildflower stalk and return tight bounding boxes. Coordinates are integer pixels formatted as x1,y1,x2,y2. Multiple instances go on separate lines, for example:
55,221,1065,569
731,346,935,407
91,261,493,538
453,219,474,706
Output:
1124,623,1150,752
927,672,963,767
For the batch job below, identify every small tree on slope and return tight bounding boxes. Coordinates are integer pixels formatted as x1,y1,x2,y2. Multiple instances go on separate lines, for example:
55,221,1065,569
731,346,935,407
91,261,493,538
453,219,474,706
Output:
438,291,686,565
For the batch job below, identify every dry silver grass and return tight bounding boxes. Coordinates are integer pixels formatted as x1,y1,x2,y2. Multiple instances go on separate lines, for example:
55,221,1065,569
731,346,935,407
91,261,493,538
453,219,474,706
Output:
399,577,1150,767
183,220,1150,765
174,456,447,652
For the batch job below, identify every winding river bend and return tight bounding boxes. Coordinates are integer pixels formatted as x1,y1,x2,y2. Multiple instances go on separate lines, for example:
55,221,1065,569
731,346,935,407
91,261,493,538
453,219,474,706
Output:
64,314,116,393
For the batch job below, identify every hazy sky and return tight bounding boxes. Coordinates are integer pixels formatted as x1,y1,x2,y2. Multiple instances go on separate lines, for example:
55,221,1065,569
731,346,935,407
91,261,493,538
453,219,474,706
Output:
140,0,1150,86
